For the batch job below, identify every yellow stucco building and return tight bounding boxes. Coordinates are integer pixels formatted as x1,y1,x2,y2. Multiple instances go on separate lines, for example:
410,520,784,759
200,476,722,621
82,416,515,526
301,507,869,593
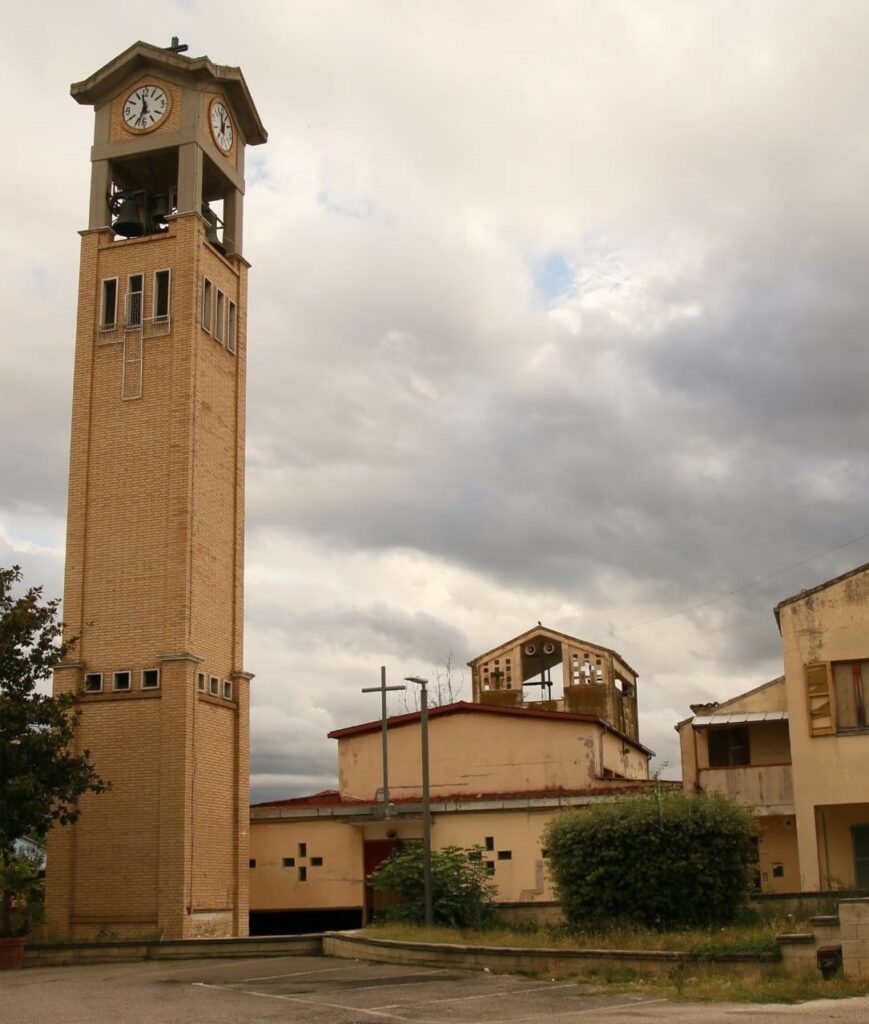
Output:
250,625,654,932
679,562,869,895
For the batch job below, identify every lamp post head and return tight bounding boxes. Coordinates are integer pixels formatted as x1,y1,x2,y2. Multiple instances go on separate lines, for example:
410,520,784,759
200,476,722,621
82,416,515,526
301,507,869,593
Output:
404,675,429,688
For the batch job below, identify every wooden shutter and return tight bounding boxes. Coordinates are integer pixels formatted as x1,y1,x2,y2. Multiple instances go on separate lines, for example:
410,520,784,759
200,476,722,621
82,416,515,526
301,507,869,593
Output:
805,663,835,736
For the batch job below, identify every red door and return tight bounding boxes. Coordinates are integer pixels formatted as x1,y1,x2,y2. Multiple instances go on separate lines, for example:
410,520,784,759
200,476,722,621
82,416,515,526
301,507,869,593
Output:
363,839,404,923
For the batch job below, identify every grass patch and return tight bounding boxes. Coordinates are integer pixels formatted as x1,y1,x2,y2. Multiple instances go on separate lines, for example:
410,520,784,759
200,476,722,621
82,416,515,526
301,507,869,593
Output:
362,920,869,1002
580,964,869,1003
363,918,801,955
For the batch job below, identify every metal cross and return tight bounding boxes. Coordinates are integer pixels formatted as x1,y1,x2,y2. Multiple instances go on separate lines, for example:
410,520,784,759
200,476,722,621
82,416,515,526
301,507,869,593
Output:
361,667,406,817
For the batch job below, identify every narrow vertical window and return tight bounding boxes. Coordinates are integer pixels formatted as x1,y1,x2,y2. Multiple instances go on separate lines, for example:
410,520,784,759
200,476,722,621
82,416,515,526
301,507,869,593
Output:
202,278,213,332
100,279,118,329
209,675,219,696
227,301,237,354
154,270,170,320
126,274,143,328
215,290,225,342
197,672,206,692
222,679,233,700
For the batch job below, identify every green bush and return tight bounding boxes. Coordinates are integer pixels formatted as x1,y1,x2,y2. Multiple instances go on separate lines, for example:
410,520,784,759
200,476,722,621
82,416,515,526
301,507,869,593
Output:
544,792,756,930
370,843,497,928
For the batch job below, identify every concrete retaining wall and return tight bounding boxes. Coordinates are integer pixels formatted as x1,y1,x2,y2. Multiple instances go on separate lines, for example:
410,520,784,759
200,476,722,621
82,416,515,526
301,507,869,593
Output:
23,933,322,968
322,932,777,977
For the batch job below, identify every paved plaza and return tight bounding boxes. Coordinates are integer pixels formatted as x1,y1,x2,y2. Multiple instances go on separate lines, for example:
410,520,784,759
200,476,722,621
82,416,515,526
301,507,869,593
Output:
4,954,869,1024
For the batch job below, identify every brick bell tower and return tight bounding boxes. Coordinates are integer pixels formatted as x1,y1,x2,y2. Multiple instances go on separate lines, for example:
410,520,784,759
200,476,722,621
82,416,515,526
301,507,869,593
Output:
45,41,266,940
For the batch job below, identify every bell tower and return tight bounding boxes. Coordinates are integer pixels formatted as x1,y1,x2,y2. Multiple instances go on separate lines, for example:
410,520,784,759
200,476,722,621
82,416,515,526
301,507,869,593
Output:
46,41,266,940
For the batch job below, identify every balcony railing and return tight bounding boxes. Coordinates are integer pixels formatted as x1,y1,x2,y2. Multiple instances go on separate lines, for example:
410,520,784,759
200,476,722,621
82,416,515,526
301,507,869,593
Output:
698,762,794,813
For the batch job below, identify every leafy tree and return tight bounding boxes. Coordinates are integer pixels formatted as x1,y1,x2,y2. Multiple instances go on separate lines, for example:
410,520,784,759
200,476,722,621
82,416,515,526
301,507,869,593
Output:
0,566,107,872
544,791,756,931
370,842,497,928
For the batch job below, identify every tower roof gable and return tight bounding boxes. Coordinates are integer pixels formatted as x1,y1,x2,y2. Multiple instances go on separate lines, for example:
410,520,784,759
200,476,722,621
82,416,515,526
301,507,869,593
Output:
71,40,267,145
468,623,638,678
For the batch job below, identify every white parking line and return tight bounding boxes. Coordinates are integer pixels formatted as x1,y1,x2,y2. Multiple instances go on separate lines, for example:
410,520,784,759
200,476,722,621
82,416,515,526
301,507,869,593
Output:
234,961,372,983
192,979,669,1024
372,981,576,1010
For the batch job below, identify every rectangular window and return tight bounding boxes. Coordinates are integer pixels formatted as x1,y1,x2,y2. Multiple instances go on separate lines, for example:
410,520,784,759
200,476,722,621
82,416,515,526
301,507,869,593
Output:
100,279,118,329
209,675,219,696
142,668,160,689
806,663,835,736
485,862,495,876
222,679,233,700
153,269,170,320
833,660,867,732
202,278,213,332
708,725,751,767
298,867,307,882
227,301,237,354
298,842,307,857
84,673,103,693
310,856,323,867
215,290,225,342
497,850,512,861
126,274,143,328
249,859,256,868
484,836,494,852
197,672,206,692
113,670,131,691
283,857,295,867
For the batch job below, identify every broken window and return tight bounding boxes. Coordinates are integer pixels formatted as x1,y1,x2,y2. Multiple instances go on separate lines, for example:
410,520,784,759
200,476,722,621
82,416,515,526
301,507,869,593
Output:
833,660,867,731
708,725,751,767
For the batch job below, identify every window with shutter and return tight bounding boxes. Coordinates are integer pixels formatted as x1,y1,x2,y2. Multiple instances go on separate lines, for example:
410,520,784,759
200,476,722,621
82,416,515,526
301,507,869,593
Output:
806,663,835,736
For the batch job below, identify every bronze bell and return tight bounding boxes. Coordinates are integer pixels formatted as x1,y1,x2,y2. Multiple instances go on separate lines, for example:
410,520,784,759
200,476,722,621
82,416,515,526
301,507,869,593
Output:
113,197,144,238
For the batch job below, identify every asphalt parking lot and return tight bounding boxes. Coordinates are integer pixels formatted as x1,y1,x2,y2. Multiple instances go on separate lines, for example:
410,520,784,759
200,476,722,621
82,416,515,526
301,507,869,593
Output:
4,954,869,1024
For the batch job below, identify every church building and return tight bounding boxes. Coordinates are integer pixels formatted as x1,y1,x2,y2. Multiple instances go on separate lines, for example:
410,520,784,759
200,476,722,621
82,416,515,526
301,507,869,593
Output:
249,625,655,933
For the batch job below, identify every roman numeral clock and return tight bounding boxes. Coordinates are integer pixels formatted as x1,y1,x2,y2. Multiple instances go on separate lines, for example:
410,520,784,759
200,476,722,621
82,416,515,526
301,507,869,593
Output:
45,40,266,941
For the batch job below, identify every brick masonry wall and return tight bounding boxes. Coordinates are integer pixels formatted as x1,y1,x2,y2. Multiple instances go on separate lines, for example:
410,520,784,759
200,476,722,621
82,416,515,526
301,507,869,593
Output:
46,209,249,941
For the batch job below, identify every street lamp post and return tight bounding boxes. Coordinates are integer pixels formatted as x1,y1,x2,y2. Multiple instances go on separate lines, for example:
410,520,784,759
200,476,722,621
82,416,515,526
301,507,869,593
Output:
405,675,432,926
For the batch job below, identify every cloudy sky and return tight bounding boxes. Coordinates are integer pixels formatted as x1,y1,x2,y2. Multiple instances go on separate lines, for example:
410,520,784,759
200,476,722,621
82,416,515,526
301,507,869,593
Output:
3,2,868,802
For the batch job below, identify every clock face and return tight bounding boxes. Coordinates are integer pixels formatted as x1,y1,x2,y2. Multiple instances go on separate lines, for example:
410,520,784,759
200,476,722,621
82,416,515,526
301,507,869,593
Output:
122,84,169,132
210,100,234,153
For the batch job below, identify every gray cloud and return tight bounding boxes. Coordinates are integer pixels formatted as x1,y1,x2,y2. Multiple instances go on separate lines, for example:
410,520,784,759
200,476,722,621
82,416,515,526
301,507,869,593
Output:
4,2,869,795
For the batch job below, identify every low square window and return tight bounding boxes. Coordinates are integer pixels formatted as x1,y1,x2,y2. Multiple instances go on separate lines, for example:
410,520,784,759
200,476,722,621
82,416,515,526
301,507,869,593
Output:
468,850,482,861
222,679,233,700
311,856,323,867
497,850,512,861
209,676,219,696
283,857,295,867
142,668,160,689
84,673,103,693
772,863,784,878
249,859,256,868
197,673,206,692
113,671,131,691
298,867,307,882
